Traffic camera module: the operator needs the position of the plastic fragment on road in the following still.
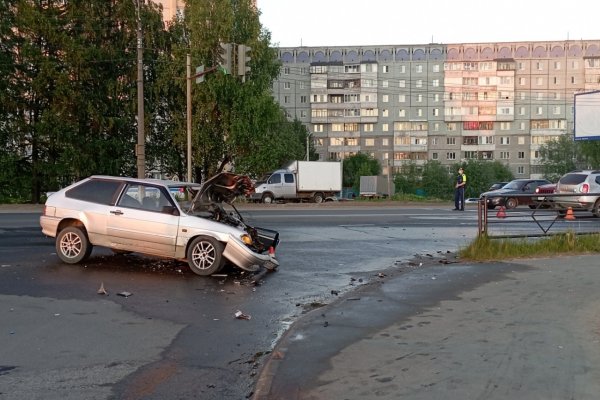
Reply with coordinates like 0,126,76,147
117,291,132,297
97,282,108,295
234,310,251,320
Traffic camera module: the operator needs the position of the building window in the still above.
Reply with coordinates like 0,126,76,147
536,77,543,85
416,79,423,88
554,61,561,70
382,65,389,73
432,152,438,160
446,152,456,160
313,124,324,132
365,138,375,146
300,110,307,117
417,108,423,117
571,76,576,84
417,94,423,102
416,65,423,73
364,124,374,132
500,151,510,159
382,80,389,88
398,94,406,102
517,166,525,175
432,64,440,73
518,151,525,159
432,108,439,116
519,77,526,85
283,67,290,75
284,96,290,103
284,82,291,89
447,137,456,145
500,137,510,145
500,122,511,131
553,106,561,115
399,80,406,88
382,123,389,131
300,95,307,103
382,109,389,117
382,94,389,103
536,106,543,115
399,109,406,117
399,65,406,73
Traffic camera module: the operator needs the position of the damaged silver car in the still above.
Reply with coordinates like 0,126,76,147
40,173,279,276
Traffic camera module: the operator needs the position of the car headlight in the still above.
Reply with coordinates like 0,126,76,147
240,234,253,245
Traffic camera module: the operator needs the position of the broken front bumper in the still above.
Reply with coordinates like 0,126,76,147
223,237,280,272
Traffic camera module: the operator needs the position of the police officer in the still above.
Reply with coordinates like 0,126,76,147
454,167,467,211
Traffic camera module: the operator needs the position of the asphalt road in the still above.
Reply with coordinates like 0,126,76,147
1,204,599,399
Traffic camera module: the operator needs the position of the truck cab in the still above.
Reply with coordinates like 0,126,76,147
252,169,295,203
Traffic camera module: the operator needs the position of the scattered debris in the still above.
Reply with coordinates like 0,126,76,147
323,321,329,327
346,297,361,301
211,274,228,278
117,291,132,298
331,290,339,296
97,282,107,295
234,310,251,320
377,272,387,278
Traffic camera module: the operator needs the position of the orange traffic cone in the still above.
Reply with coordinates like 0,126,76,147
564,207,575,221
496,206,507,219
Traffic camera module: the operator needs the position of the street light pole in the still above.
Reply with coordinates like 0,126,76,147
136,0,145,179
186,54,192,182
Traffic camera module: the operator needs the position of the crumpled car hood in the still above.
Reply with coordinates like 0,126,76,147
189,172,255,212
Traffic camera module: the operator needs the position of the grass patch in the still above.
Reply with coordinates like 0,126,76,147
459,232,600,261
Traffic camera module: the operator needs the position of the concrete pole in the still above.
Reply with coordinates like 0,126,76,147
136,0,145,178
186,54,192,182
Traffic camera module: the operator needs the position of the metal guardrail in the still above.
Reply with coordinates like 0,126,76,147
478,193,600,238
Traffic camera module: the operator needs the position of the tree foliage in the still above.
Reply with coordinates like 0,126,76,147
341,153,381,190
0,0,306,202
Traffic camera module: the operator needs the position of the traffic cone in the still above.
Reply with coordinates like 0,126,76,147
564,207,575,221
496,206,507,219
268,246,276,257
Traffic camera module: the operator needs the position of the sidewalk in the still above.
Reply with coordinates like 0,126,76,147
253,254,600,400
0,204,44,213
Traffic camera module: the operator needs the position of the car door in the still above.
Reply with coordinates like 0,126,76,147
106,183,179,257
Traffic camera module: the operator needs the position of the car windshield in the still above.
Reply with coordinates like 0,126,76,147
502,181,524,190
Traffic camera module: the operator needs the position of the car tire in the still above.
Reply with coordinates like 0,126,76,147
262,193,274,204
592,199,600,218
506,198,518,209
187,236,225,276
313,192,324,204
56,226,93,264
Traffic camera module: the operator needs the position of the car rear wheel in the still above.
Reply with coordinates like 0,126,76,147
592,199,600,218
56,226,93,264
187,236,225,276
506,198,518,209
312,192,324,203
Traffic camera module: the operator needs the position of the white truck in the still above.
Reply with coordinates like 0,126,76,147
359,175,395,198
251,161,342,204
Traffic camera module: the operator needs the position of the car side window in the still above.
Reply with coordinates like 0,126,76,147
269,174,281,184
117,184,173,212
66,179,122,205
596,176,600,185
284,174,294,183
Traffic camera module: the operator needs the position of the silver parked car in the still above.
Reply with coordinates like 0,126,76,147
40,173,279,275
554,170,600,217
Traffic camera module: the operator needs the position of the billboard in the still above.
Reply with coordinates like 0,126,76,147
574,90,600,141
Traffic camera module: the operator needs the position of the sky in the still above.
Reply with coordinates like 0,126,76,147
256,0,600,47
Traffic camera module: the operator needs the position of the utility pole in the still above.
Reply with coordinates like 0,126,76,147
186,54,192,182
136,0,145,179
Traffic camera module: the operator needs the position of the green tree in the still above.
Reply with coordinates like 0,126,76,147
460,160,513,197
421,161,452,200
394,162,420,195
342,153,381,190
538,135,581,181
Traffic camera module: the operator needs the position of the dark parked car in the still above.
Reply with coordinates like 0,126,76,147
480,178,552,209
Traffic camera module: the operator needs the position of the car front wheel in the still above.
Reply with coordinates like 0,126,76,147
506,198,518,209
56,226,93,264
187,236,225,276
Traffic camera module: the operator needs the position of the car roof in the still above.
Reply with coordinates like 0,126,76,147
89,175,197,188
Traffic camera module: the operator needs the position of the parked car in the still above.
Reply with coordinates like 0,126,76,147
532,183,557,209
554,170,600,217
480,178,552,209
488,182,509,191
40,173,279,276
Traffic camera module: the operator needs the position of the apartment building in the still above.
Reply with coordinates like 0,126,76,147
272,40,600,177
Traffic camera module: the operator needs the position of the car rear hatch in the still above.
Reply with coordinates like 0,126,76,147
557,173,586,194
